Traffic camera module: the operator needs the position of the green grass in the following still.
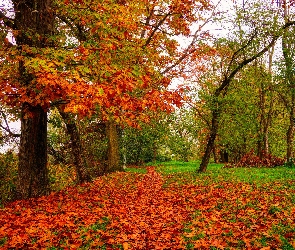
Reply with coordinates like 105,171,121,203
124,166,147,174
154,160,223,173
126,160,295,184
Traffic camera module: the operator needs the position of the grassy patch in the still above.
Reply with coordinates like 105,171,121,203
142,160,295,183
125,166,147,174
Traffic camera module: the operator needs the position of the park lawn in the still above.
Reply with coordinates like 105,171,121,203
0,162,295,249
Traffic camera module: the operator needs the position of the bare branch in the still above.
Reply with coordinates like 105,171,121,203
160,1,221,75
140,6,154,39
215,20,295,97
0,10,15,29
0,110,20,137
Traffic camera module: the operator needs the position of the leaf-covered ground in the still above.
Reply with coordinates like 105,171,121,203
1,165,295,249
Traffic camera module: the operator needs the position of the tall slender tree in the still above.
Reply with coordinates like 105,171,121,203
198,0,295,172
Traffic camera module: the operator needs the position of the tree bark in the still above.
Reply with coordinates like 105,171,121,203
58,106,91,183
18,104,49,198
199,109,219,172
220,148,229,163
212,143,219,163
14,0,54,199
257,44,275,158
287,117,294,161
106,120,123,172
47,143,67,165
257,84,273,158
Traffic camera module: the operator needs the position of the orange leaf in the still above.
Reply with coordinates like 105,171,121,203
123,242,129,250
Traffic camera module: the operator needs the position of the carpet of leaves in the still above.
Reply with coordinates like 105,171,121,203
1,167,295,249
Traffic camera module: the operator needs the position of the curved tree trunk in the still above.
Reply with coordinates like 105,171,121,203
199,109,219,172
58,106,91,183
14,0,54,199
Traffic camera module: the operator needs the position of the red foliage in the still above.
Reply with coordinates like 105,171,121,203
0,167,191,249
1,167,295,249
0,0,213,127
224,150,285,168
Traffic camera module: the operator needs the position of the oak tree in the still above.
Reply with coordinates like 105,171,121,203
0,0,215,198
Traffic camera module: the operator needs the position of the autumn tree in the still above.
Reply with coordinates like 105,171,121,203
0,0,55,198
0,0,216,198
277,0,295,161
213,64,282,162
197,0,295,172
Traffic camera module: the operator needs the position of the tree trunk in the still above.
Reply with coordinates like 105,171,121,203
213,144,219,163
47,143,67,165
257,139,263,159
58,107,91,183
257,71,274,158
263,125,270,155
287,115,295,161
14,0,54,199
199,110,219,172
220,149,229,163
263,43,275,156
258,86,267,158
106,120,123,172
18,104,49,198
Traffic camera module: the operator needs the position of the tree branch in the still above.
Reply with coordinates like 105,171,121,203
0,110,20,138
215,20,295,97
56,15,87,41
161,1,220,75
143,12,171,47
140,6,154,39
0,10,15,29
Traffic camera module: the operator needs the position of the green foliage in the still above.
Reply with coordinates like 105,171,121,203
284,158,295,168
48,163,76,191
120,118,171,165
0,152,18,206
121,108,200,165
0,237,7,246
48,109,109,177
166,109,199,162
121,125,160,165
